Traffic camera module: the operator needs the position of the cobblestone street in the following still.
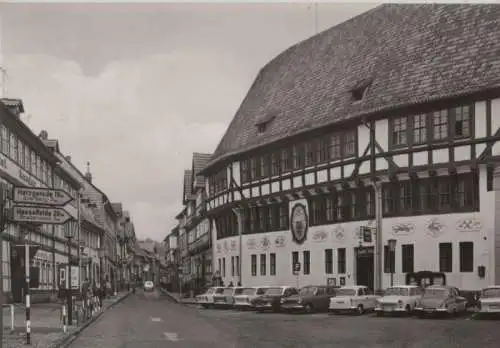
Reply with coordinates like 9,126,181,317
67,290,500,348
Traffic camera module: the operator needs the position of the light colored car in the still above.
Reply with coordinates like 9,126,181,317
414,285,467,317
328,285,380,315
144,281,154,292
213,287,244,308
375,285,423,316
234,287,268,310
477,286,500,314
196,287,224,308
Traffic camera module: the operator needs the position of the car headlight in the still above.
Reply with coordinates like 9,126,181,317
280,298,285,304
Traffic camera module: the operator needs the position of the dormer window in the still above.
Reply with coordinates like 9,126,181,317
349,78,373,102
254,111,277,134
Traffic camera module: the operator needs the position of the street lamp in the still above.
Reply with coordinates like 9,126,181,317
64,221,76,326
388,239,397,287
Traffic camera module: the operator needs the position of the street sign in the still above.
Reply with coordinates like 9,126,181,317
13,187,73,206
10,205,72,225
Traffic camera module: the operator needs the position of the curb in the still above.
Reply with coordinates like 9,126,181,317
159,288,197,306
48,292,132,348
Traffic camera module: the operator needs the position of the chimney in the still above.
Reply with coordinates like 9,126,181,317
38,130,48,140
85,161,92,184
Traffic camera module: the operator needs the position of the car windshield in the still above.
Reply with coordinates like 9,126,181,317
242,288,256,295
233,288,244,295
205,288,215,294
299,287,317,296
336,288,356,296
423,288,446,298
223,288,233,295
384,287,409,296
482,288,500,298
215,288,224,294
264,287,283,296
256,288,267,295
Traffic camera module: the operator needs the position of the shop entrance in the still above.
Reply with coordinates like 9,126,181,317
355,247,374,292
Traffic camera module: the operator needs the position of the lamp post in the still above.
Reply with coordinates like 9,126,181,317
64,221,76,326
388,239,397,287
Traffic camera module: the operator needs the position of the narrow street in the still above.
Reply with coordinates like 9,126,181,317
68,290,500,348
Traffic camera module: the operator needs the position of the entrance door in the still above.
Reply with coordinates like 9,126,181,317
355,247,374,291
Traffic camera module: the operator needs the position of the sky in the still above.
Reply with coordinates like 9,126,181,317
0,2,377,241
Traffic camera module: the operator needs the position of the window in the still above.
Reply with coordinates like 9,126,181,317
304,141,316,166
398,181,412,213
218,258,221,273
487,166,494,192
439,243,453,273
291,251,299,275
337,248,346,274
453,105,471,138
384,245,395,273
260,254,266,276
279,204,289,230
241,160,250,183
222,257,226,277
1,126,9,155
231,256,235,277
260,155,269,178
459,242,473,272
215,210,238,239
303,250,310,275
325,249,333,274
344,131,356,157
433,110,448,141
251,254,257,276
271,152,280,176
413,114,427,144
250,158,259,180
392,116,407,146
9,132,16,160
317,137,329,163
270,253,276,276
19,141,25,167
280,148,290,173
292,144,304,169
401,244,414,273
329,134,341,160
235,256,240,276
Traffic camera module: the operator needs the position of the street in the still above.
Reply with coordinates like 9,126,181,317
68,290,500,348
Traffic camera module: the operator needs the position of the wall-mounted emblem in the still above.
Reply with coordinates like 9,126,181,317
260,236,271,250
275,235,286,247
216,243,222,254
456,218,482,232
426,218,445,238
246,238,256,250
392,223,415,236
333,225,345,241
230,240,237,252
223,240,229,252
312,230,328,243
290,203,309,245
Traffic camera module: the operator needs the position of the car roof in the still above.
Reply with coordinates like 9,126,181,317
387,285,419,289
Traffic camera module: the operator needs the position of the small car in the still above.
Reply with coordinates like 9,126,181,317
281,285,338,313
477,286,500,315
414,285,467,317
196,287,225,308
144,281,154,292
328,285,380,315
252,286,298,313
233,287,268,310
213,287,243,309
375,285,423,316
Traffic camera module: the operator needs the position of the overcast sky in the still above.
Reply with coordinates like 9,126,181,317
0,2,377,241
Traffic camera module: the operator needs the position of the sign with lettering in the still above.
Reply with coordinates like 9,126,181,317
13,187,73,206
11,205,72,225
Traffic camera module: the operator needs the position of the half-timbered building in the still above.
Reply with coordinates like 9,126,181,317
200,4,500,292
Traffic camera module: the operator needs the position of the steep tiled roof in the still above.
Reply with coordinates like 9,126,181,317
182,170,193,203
192,152,211,188
205,4,500,170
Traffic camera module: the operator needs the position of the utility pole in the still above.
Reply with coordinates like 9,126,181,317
0,183,12,348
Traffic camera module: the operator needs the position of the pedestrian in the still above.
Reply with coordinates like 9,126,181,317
228,281,234,287
81,277,89,318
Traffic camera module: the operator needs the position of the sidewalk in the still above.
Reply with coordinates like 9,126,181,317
2,291,131,348
160,289,198,305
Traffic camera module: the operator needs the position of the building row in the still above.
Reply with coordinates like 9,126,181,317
164,4,500,294
0,98,140,303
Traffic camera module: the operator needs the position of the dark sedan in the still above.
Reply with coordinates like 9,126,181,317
281,285,339,313
252,286,299,313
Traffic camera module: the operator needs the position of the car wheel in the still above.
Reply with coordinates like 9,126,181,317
304,303,314,313
356,304,364,315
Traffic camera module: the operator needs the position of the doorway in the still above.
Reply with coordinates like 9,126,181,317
355,247,374,291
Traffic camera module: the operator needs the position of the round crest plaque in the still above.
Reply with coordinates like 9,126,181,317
290,203,308,245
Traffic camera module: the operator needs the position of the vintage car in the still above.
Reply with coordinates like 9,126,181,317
328,285,380,315
213,287,243,308
196,287,225,308
375,285,423,316
233,287,269,310
477,286,500,315
414,285,467,317
252,286,299,313
281,285,338,313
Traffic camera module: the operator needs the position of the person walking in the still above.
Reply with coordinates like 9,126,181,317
81,277,90,319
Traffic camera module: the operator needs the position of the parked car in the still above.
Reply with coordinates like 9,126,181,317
213,287,243,309
281,285,338,313
476,286,500,315
375,285,423,316
328,285,380,315
144,281,154,292
234,287,268,310
414,285,467,317
196,287,225,308
253,286,298,313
